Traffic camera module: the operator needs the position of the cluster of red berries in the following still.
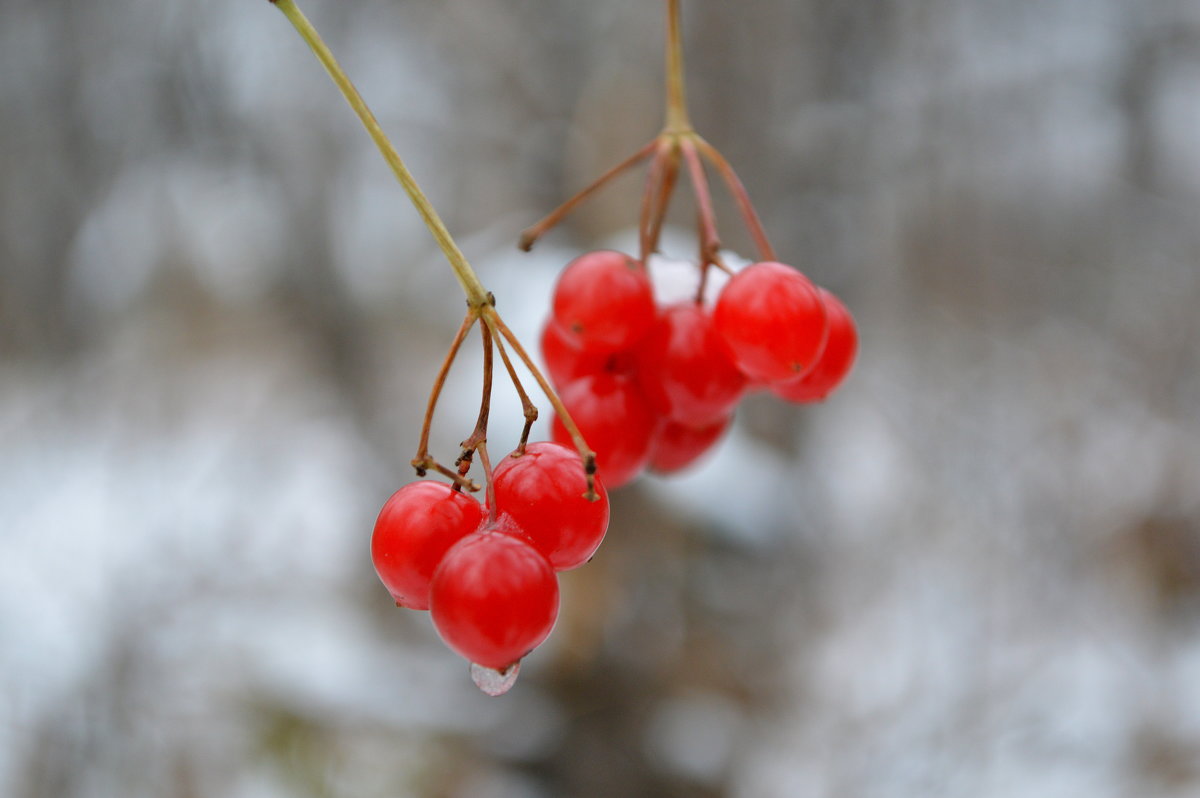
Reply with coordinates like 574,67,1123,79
371,442,608,673
543,250,858,487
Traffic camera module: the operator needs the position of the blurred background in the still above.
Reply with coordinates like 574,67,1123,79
3,0,1200,796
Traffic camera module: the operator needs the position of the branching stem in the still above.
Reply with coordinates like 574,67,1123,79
693,136,777,262
413,311,478,487
269,0,598,493
483,308,598,500
456,321,495,471
518,140,657,252
680,138,726,274
491,332,539,454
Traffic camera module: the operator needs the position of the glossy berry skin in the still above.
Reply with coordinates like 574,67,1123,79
551,250,656,354
371,481,487,610
429,529,559,670
713,261,829,384
551,372,658,488
648,415,732,474
490,442,610,570
635,302,748,426
540,320,608,388
772,289,858,402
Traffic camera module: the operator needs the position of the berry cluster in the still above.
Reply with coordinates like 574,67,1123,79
372,442,608,679
540,251,857,487
272,0,860,696
268,0,609,695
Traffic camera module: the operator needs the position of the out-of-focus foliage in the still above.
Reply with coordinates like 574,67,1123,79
2,1,1200,796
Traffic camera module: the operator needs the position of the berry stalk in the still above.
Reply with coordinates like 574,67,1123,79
679,138,727,274
482,307,598,500
268,0,599,494
516,0,774,265
269,0,490,309
490,331,539,454
412,311,481,491
519,140,657,252
664,0,691,133
692,136,777,262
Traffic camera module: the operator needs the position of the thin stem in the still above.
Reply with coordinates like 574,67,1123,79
418,460,481,492
694,211,711,304
413,311,477,477
664,0,691,132
477,440,498,523
638,142,670,264
490,330,539,454
645,144,680,256
457,321,495,474
271,0,491,308
518,139,657,251
483,307,598,501
680,138,726,273
693,135,777,262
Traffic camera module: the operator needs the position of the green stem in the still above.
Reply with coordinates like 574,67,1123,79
664,0,691,133
271,0,490,308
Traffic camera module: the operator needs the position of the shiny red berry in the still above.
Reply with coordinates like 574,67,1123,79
540,320,608,388
551,250,656,354
713,261,829,383
490,442,610,570
648,415,732,474
370,481,486,610
771,288,858,402
635,302,748,427
429,529,559,670
551,372,659,488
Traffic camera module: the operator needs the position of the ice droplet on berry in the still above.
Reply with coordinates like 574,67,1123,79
470,661,520,696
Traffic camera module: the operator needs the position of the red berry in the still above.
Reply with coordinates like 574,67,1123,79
551,372,659,488
490,441,610,570
713,262,829,383
540,320,608,388
648,415,731,474
635,302,748,426
551,250,656,354
429,529,559,670
371,481,486,610
771,289,858,402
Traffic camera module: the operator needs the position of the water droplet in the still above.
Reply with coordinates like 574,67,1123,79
470,661,520,696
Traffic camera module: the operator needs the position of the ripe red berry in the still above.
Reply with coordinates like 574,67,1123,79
771,288,858,402
635,302,747,426
490,441,610,570
648,415,731,474
551,372,659,488
540,320,608,388
371,481,487,610
551,250,656,354
713,261,829,384
429,528,559,670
